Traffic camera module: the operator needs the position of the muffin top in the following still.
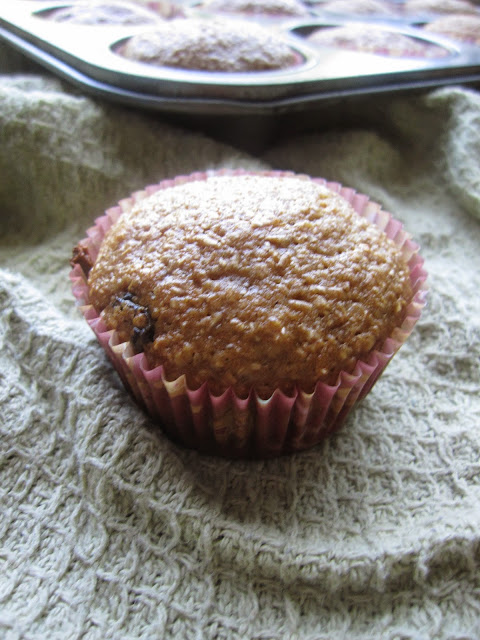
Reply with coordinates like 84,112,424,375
86,174,413,398
403,0,478,15
118,17,299,71
44,1,159,25
199,0,310,17
132,0,183,19
307,25,449,58
423,14,480,44
318,0,396,15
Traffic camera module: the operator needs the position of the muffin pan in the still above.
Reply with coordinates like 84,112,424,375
1,0,480,114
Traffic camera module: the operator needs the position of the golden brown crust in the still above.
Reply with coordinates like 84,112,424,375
87,174,413,397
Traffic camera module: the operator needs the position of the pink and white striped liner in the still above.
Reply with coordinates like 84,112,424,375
70,169,428,458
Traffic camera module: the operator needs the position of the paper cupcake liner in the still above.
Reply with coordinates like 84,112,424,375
70,169,428,458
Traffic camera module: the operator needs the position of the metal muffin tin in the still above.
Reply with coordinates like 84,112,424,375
1,0,480,114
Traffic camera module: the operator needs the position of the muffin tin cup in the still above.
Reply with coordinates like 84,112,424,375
70,169,427,458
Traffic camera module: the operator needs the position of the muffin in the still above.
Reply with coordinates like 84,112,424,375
402,0,478,16
42,1,161,25
134,1,184,19
423,14,480,44
316,0,397,16
116,17,300,71
71,170,427,457
198,0,311,18
307,24,449,58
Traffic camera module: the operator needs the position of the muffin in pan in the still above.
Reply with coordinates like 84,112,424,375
306,24,450,58
133,1,184,19
40,1,164,25
197,0,311,18
402,0,479,16
70,170,427,458
313,0,398,16
116,17,301,71
423,14,480,45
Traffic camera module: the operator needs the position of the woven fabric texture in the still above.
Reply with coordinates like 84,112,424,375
1,47,480,639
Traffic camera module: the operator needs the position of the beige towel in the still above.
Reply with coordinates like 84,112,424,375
1,43,480,639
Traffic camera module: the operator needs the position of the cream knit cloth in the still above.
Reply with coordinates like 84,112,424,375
1,42,480,639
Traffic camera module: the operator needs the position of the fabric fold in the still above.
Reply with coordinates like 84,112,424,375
1,61,480,639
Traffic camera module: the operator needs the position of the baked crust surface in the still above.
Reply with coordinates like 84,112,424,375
308,25,448,58
118,18,298,71
46,1,158,25
88,174,413,397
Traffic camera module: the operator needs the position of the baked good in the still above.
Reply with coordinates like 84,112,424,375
423,14,480,44
84,173,412,396
403,0,478,15
117,17,300,71
317,0,396,15
43,1,160,25
132,1,184,19
198,0,310,17
307,25,449,58
71,170,427,457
